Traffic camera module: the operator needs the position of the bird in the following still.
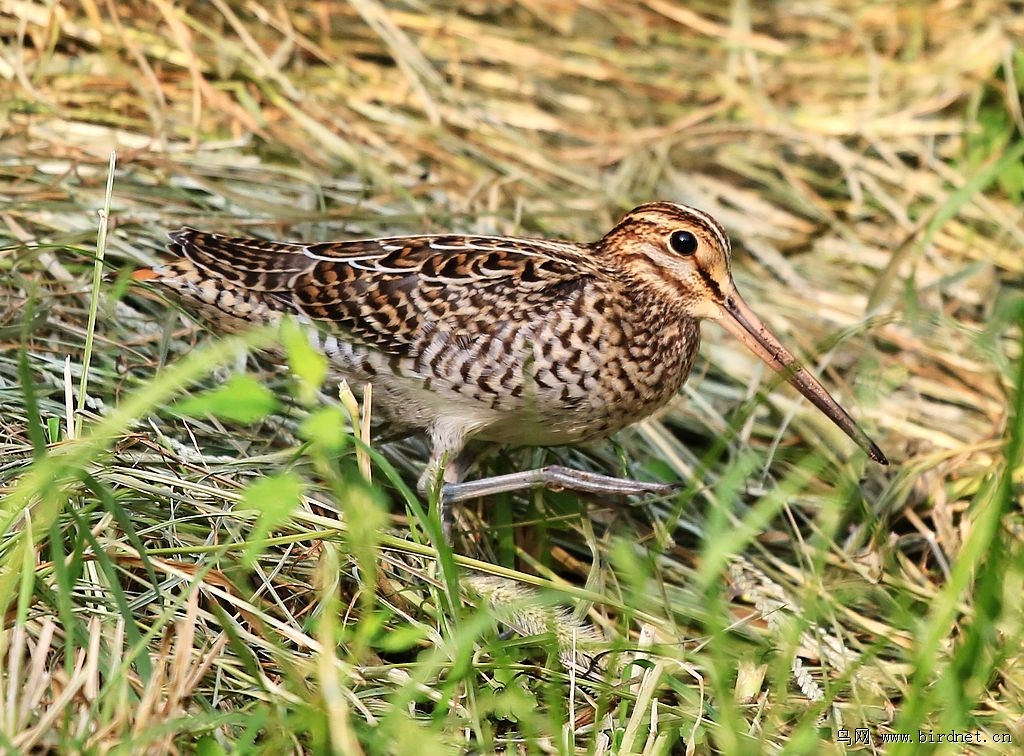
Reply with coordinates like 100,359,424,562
133,202,888,533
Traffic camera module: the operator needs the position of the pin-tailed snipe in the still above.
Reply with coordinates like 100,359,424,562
134,202,888,532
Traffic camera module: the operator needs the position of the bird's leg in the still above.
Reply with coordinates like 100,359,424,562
440,466,678,505
419,420,679,541
417,450,476,541
418,422,477,541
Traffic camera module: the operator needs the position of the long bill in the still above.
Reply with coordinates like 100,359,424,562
715,290,889,465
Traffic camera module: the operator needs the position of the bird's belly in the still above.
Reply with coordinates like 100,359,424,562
477,350,696,445
319,318,700,447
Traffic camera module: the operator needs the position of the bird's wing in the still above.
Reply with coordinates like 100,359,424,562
160,227,595,355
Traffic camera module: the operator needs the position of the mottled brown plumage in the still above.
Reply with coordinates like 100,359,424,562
134,202,887,527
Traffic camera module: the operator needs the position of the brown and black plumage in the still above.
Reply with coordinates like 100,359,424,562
134,202,887,529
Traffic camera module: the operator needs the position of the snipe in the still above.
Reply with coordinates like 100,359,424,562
134,202,887,532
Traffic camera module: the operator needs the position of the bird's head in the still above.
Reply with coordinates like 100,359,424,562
599,201,888,465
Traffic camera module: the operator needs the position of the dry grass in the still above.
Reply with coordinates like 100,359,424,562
1,1,1022,753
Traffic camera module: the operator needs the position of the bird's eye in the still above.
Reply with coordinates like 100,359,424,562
669,229,698,256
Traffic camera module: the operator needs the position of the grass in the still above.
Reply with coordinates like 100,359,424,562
1,1,1023,753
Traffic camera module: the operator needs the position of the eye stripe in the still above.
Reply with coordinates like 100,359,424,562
696,267,724,301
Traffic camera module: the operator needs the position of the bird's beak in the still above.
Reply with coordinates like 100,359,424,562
715,289,888,464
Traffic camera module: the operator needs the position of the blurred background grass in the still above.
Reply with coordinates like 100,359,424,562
1,1,1022,753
